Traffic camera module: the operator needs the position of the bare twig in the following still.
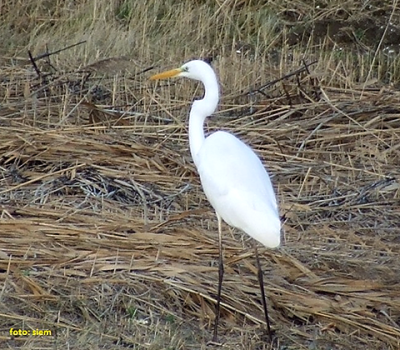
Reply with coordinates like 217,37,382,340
28,50,41,78
246,60,318,96
33,40,87,61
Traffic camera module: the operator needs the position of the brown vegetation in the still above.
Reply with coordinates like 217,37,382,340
0,1,399,349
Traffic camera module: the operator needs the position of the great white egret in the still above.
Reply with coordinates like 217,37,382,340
150,59,281,342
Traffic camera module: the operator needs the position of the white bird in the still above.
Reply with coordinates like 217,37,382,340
151,59,281,342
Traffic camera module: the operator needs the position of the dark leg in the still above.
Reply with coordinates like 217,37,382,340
212,213,224,343
254,242,272,342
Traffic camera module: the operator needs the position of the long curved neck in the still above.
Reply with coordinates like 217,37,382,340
189,70,219,168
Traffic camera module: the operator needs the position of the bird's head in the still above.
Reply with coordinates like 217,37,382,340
150,59,220,119
150,60,214,83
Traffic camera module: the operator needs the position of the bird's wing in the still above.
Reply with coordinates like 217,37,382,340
196,131,278,211
196,131,280,247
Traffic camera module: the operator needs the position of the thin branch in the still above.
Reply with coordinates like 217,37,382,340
28,50,41,78
33,40,87,61
246,60,318,97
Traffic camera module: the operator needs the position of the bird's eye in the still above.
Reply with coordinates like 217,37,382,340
182,66,189,72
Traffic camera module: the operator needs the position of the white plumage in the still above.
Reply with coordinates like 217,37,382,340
151,59,280,342
151,59,281,248
197,130,280,248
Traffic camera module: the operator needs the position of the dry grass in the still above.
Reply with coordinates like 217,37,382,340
0,1,400,349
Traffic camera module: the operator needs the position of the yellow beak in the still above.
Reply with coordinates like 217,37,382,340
150,68,182,80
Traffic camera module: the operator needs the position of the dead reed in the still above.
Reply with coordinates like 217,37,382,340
1,1,400,349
